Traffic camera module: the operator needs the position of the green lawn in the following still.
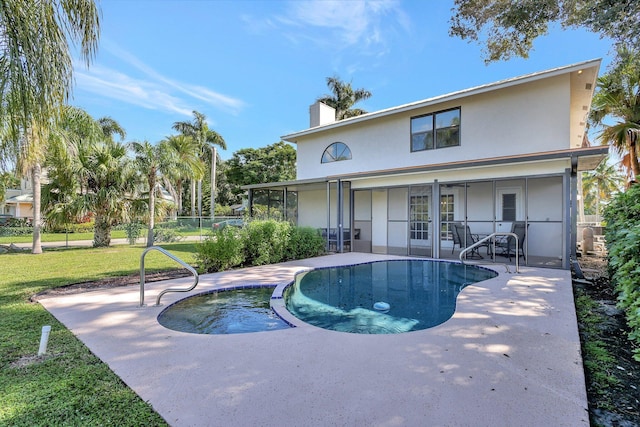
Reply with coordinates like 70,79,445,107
0,230,128,244
0,228,207,245
0,243,198,426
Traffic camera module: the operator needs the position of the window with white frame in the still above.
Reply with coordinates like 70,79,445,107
496,187,522,221
321,142,352,163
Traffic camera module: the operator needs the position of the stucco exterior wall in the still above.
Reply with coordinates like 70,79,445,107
294,75,570,181
297,189,326,228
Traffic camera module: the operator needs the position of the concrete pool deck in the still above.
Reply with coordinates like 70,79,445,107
39,253,589,426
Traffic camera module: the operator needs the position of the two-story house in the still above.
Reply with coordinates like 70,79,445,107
245,59,607,269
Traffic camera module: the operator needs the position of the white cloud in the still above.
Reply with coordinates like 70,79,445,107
74,43,245,118
271,0,409,51
75,66,194,117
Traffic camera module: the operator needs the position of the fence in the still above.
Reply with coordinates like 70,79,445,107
578,215,603,227
156,216,242,241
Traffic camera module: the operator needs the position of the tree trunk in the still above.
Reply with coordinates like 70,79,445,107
31,163,43,254
631,136,640,181
577,173,585,224
191,179,196,217
93,213,111,247
177,181,183,215
211,146,216,219
147,175,156,247
197,179,202,217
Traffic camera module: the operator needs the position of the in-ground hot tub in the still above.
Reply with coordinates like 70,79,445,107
157,286,291,334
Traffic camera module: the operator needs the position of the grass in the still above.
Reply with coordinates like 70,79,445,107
0,243,198,426
0,228,207,244
0,230,128,244
574,289,620,410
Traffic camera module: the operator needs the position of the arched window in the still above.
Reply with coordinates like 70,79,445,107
321,142,352,163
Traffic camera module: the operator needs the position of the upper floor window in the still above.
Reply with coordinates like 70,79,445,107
321,142,352,163
411,107,460,152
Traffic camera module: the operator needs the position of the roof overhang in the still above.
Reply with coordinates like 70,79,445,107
327,146,609,181
4,193,33,204
243,177,328,191
243,146,609,190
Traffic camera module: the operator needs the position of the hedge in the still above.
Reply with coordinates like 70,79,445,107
0,226,33,237
196,220,325,273
603,184,640,361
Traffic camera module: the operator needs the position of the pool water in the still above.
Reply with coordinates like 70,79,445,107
158,287,290,334
284,260,497,334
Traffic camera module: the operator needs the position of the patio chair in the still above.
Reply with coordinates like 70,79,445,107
450,222,462,253
453,223,488,259
495,222,527,261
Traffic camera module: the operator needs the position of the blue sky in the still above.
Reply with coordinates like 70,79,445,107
71,0,615,160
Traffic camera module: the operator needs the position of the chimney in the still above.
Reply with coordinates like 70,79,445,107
309,101,336,127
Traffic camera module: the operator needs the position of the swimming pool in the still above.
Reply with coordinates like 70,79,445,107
283,259,497,334
158,286,290,334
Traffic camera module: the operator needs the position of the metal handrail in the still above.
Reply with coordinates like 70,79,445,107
459,232,519,273
139,246,199,307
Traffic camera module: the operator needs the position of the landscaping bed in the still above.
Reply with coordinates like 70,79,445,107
31,269,192,301
575,255,640,426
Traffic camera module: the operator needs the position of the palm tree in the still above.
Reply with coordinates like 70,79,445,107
42,107,131,248
97,117,126,142
44,134,134,247
163,134,205,215
590,46,640,183
172,111,226,219
317,76,372,120
130,140,178,247
42,105,105,233
0,0,100,254
582,158,625,217
86,140,135,247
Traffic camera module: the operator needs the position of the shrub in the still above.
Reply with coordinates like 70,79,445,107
6,217,31,227
285,226,325,260
242,220,290,266
45,220,95,233
153,228,183,243
215,205,233,216
123,222,144,245
195,220,326,273
156,220,180,229
0,226,32,237
196,227,245,272
603,184,640,361
176,217,200,229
